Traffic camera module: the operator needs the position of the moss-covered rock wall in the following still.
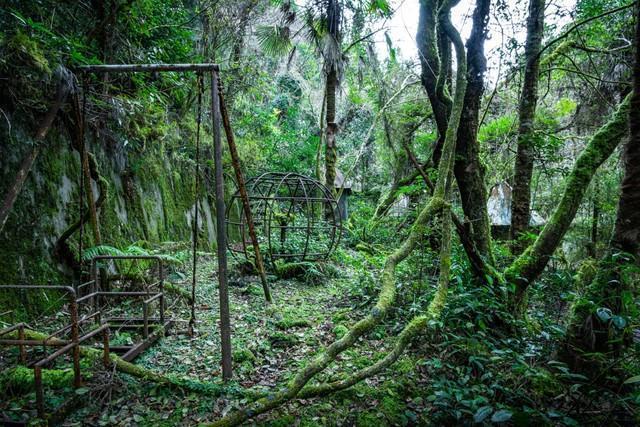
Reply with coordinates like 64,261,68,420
0,116,216,286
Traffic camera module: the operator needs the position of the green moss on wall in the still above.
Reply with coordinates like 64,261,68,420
0,103,217,316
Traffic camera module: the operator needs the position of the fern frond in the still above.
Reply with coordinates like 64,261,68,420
82,245,125,261
124,245,150,256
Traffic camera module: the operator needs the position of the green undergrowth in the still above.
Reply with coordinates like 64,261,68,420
3,235,639,425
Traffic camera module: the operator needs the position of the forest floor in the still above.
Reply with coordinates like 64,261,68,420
3,246,428,426
3,243,638,426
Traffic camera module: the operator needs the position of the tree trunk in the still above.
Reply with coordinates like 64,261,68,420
564,2,640,360
505,96,630,308
225,0,260,109
325,68,338,194
454,0,493,264
511,0,545,245
417,0,449,163
612,15,640,259
211,3,468,425
587,181,599,258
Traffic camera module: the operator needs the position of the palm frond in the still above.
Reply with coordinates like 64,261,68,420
303,6,325,49
256,25,292,57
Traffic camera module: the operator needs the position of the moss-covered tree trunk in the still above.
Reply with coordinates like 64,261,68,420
612,12,640,260
454,0,493,264
325,68,338,194
324,0,341,194
504,95,630,307
511,0,545,245
565,3,640,359
417,0,449,163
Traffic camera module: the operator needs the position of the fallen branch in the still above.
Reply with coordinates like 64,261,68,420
298,314,428,398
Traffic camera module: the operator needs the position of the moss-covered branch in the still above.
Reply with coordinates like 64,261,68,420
297,314,429,399
12,329,229,396
207,194,448,427
504,95,631,306
564,9,640,359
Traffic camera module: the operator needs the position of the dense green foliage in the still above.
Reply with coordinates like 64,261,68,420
0,0,639,425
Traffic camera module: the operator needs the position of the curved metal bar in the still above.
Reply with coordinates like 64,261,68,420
267,172,294,265
299,175,312,261
224,172,342,266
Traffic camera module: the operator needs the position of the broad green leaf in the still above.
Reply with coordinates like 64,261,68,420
623,375,640,385
491,409,512,423
596,307,612,322
611,315,626,329
474,406,493,423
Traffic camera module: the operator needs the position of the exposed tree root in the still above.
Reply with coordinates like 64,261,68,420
54,153,108,272
298,314,429,399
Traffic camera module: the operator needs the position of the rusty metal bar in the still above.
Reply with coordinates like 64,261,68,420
0,325,108,347
212,70,232,381
77,291,158,303
244,195,337,202
103,316,163,323
143,301,149,339
218,80,271,303
159,262,165,325
102,326,110,367
0,285,76,294
33,341,77,366
18,324,26,363
120,320,172,361
92,255,163,261
34,366,44,418
0,322,26,337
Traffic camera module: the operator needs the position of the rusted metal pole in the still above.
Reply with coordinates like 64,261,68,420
18,324,26,364
218,83,272,303
34,366,44,418
212,70,233,381
70,297,81,388
102,326,111,367
189,75,203,335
